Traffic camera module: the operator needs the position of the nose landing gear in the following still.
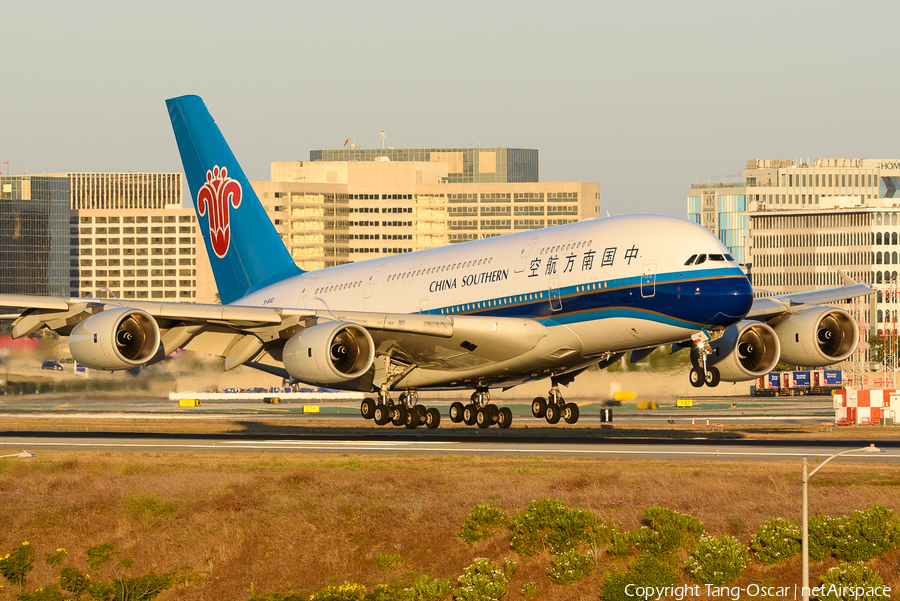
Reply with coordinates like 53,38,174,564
688,337,720,388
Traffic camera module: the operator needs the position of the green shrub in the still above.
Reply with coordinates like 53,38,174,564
815,562,890,601
0,541,35,588
308,582,384,601
833,505,900,562
459,504,508,544
454,558,514,601
750,518,801,564
642,507,705,553
377,553,404,570
601,553,678,601
809,514,843,562
547,550,594,585
404,575,451,601
89,573,173,601
521,582,539,599
510,498,607,556
17,585,66,601
607,507,704,557
687,535,749,586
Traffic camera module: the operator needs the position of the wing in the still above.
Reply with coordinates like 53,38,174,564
746,281,874,320
0,294,550,387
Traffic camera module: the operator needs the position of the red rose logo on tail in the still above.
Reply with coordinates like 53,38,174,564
197,166,242,259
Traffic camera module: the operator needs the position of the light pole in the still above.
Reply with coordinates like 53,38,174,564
801,444,885,601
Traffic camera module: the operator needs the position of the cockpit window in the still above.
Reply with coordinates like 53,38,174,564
695,254,707,265
709,254,725,261
725,254,734,261
684,254,697,266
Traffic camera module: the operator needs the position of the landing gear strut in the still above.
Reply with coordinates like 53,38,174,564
449,388,512,429
688,336,720,388
531,381,580,425
360,388,441,429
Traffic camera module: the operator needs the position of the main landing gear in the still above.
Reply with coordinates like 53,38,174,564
530,384,580,424
688,339,720,388
448,389,513,429
359,389,441,429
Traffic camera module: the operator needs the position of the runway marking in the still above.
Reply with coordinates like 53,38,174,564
6,441,899,460
217,440,457,446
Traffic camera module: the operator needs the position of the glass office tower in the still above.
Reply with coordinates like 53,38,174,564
0,176,69,296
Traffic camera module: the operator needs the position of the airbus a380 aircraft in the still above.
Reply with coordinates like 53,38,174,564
0,96,874,429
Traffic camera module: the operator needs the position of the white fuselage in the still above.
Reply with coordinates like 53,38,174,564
235,214,753,389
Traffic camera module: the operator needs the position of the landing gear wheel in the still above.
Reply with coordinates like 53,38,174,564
705,366,720,387
425,407,441,429
497,407,512,429
463,404,478,426
488,405,499,420
360,398,375,420
449,402,464,423
405,409,419,429
531,397,547,418
545,403,561,424
373,404,391,425
689,367,704,388
476,407,492,429
562,403,580,424
391,404,407,427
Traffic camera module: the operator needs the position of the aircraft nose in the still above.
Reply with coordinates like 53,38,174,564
705,275,753,327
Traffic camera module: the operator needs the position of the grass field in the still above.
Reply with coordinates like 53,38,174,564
0,450,898,600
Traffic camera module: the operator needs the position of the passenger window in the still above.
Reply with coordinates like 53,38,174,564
709,254,724,261
695,254,707,265
684,254,697,266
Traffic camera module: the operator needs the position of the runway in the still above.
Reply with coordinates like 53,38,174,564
3,430,900,462
2,392,899,462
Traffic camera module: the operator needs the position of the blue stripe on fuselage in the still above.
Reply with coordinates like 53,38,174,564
430,267,751,330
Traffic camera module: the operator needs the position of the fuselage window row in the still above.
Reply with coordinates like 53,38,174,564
387,256,496,282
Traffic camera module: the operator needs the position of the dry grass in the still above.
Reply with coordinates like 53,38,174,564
0,452,898,600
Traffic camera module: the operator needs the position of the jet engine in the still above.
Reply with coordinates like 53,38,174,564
773,306,859,367
708,320,781,382
283,321,375,385
69,308,161,370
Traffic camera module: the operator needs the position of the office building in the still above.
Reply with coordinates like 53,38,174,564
0,176,69,297
47,172,182,210
72,208,214,302
10,172,216,303
688,158,900,332
253,158,599,271
310,147,538,183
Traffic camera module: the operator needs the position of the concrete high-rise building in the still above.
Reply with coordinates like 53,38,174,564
72,208,214,303
310,147,538,183
252,157,599,271
687,157,900,333
12,172,215,304
0,176,69,297
47,172,182,210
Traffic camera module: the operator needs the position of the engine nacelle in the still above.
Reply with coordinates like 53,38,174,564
774,305,859,367
283,321,375,385
709,320,781,382
69,308,161,370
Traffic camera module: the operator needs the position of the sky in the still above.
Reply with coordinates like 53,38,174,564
2,0,898,217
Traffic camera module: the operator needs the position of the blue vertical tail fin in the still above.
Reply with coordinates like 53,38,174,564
166,95,301,304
